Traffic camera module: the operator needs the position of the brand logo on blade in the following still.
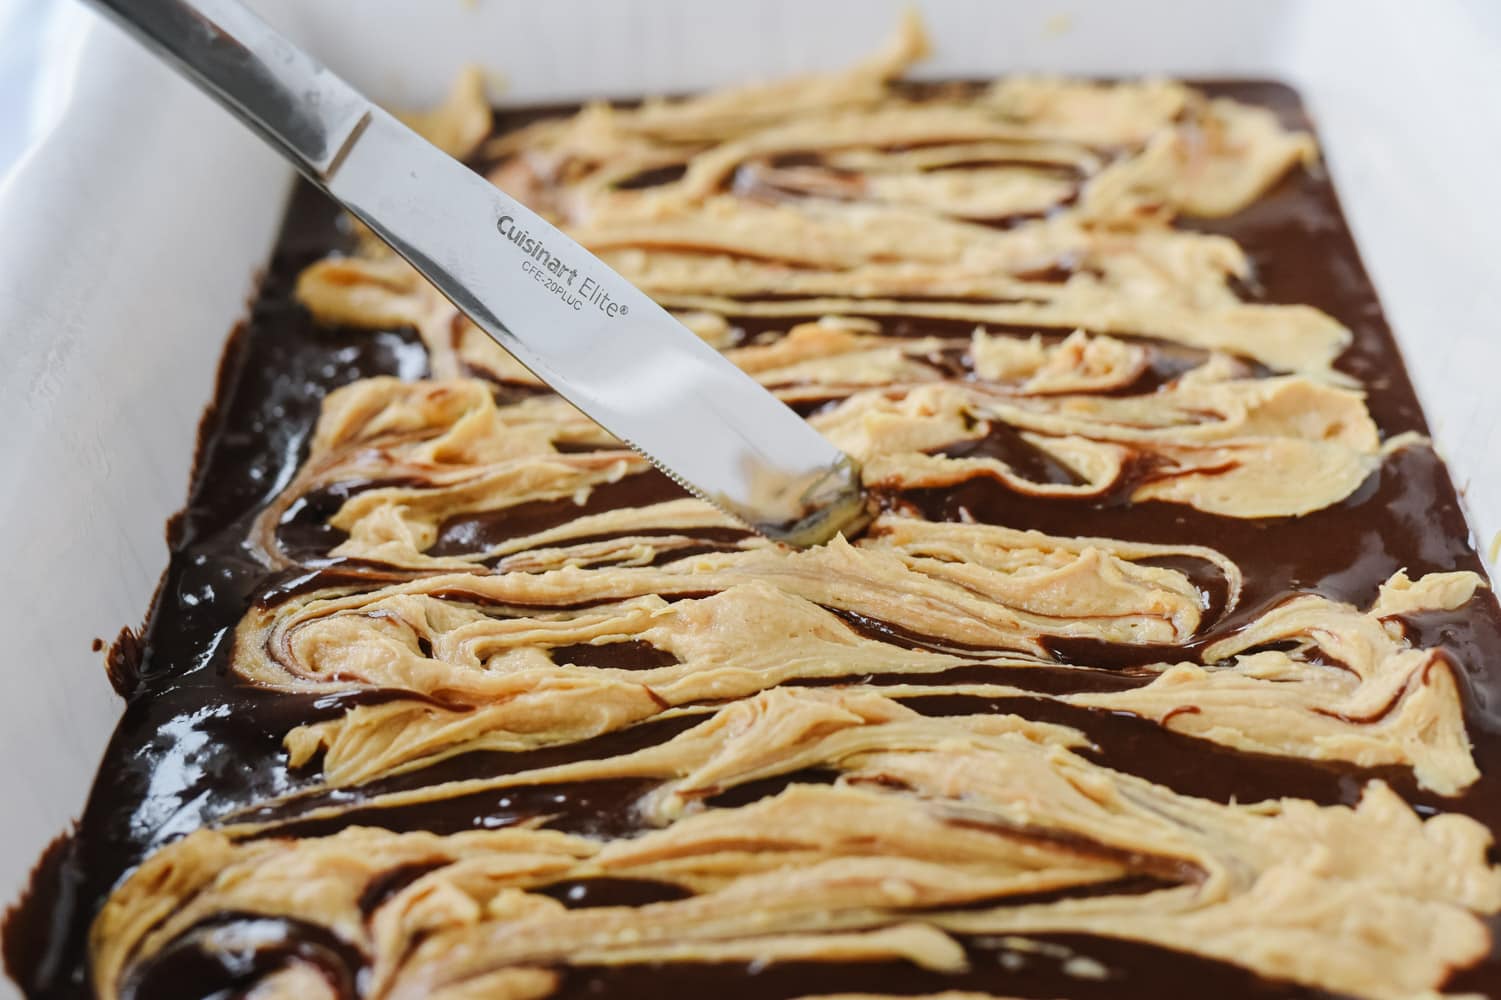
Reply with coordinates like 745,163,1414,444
497,215,629,318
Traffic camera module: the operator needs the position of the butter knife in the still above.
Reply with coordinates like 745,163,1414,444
85,0,871,546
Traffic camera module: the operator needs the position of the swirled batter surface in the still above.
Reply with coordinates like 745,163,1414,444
9,17,1501,1000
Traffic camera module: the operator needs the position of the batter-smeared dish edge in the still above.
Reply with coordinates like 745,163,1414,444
13,14,1501,1000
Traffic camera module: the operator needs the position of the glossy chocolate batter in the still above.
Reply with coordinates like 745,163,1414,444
6,75,1499,1000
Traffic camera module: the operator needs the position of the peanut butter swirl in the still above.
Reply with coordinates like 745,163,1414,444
70,16,1501,1000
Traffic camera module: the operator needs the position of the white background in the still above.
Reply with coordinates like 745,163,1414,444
1,3,1498,995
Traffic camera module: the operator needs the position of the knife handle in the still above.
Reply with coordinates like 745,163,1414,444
83,0,370,180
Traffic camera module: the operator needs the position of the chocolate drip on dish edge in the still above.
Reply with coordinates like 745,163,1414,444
6,82,1500,999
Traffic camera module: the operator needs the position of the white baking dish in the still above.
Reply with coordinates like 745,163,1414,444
2,2,1498,993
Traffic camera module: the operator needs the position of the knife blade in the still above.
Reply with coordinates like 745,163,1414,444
86,0,872,547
